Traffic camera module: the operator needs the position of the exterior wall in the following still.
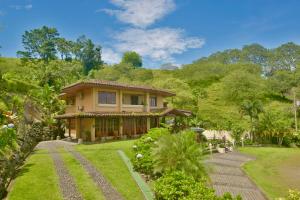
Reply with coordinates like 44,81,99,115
76,88,93,112
65,105,76,113
63,86,167,114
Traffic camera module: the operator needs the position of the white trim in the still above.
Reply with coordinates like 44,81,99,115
98,104,117,107
122,105,144,108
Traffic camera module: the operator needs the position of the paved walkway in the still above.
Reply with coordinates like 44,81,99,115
205,151,267,200
37,140,123,200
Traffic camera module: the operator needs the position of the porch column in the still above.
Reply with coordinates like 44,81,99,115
119,117,123,137
146,92,150,112
68,119,71,137
119,90,123,112
146,117,151,131
91,118,96,142
157,117,160,127
133,118,137,136
75,118,81,139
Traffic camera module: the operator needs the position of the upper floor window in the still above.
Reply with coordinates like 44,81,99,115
131,95,139,105
98,92,116,104
66,97,75,105
123,94,144,105
150,96,157,107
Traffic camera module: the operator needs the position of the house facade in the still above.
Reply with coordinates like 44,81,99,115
55,80,191,141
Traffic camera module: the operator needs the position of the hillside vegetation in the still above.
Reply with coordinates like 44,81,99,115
1,26,300,144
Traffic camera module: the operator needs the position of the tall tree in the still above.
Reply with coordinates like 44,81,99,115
76,35,103,74
121,51,142,68
17,26,59,61
240,99,264,141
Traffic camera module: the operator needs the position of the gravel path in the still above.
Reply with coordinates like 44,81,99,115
37,141,82,200
38,140,123,200
205,151,267,200
64,145,124,200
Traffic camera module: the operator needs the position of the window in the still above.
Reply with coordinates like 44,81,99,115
123,94,144,105
150,96,157,107
67,97,75,105
98,92,116,104
131,95,139,105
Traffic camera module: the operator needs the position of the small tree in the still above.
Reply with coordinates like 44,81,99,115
121,51,142,68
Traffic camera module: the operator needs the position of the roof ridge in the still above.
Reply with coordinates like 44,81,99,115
61,79,175,96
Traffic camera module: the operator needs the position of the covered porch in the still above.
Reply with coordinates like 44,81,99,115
55,109,192,142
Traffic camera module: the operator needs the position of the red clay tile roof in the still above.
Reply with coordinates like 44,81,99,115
54,111,160,119
54,108,192,119
61,79,175,97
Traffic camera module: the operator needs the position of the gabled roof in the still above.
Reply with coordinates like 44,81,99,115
61,79,175,97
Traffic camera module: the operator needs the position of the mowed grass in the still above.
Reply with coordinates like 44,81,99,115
59,148,105,200
76,139,145,200
239,147,300,199
7,149,62,200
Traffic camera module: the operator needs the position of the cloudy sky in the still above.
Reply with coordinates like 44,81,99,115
0,0,300,68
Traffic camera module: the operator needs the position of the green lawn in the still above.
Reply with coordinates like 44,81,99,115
7,149,63,200
239,147,300,199
59,148,105,200
76,140,145,200
7,140,144,200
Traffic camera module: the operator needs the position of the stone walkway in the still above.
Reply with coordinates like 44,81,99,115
205,151,267,200
37,140,123,200
37,141,83,200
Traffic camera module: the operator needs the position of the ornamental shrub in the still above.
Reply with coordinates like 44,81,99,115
132,128,170,176
154,170,242,200
152,131,205,179
287,189,300,200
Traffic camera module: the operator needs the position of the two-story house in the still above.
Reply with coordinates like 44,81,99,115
55,80,191,141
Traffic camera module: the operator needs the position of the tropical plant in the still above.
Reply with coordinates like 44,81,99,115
152,131,204,179
240,99,264,141
132,128,170,176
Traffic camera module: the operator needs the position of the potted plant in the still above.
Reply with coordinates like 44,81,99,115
217,143,225,153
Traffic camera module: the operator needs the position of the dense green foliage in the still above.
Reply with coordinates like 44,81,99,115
121,51,143,68
132,128,170,176
287,190,300,200
152,131,205,179
154,171,241,200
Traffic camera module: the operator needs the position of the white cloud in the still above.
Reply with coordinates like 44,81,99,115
102,0,175,28
102,48,122,64
10,4,32,10
113,28,205,61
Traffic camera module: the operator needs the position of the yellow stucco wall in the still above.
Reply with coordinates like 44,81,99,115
64,86,166,114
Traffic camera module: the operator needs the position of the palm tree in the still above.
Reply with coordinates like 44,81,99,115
240,99,264,141
152,131,205,179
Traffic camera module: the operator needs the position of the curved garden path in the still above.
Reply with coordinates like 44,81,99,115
37,140,123,200
205,151,267,200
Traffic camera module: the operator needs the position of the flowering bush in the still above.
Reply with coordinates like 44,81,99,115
132,128,170,176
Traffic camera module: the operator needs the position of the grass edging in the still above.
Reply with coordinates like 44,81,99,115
117,150,154,200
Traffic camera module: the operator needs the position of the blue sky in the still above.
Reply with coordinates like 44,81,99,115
0,0,300,68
